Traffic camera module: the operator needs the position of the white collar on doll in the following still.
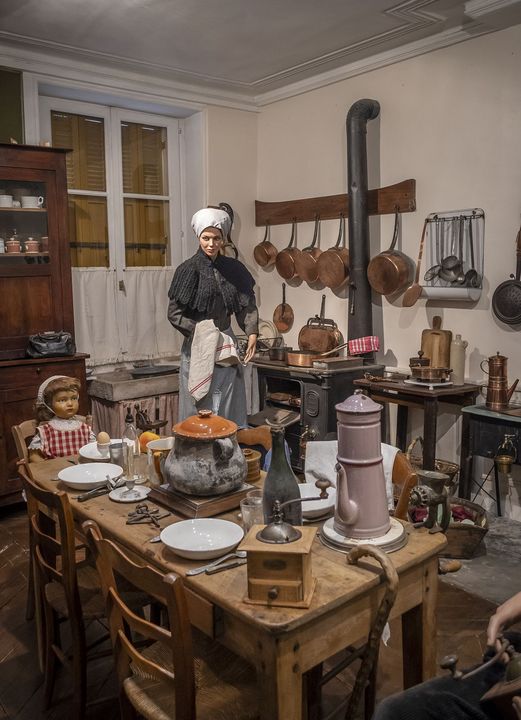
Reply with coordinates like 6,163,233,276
48,416,83,430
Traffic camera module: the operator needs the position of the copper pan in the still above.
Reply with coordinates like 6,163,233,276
275,221,302,280
294,216,322,283
253,224,277,267
316,216,349,289
287,341,350,368
367,210,413,295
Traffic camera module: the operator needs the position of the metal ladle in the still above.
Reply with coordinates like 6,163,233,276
464,215,481,288
455,215,467,285
424,217,442,283
439,216,463,283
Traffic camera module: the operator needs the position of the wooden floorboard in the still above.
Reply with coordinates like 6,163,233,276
0,504,501,719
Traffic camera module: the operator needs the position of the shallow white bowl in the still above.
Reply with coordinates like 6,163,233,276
160,519,244,560
300,483,336,519
57,463,123,490
79,440,122,461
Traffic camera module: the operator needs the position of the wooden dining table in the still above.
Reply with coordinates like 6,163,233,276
30,458,446,720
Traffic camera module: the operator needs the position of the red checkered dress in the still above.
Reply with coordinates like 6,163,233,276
38,422,92,458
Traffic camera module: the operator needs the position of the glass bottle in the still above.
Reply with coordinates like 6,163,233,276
122,407,140,476
262,425,302,526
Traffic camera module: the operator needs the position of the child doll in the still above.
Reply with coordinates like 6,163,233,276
28,375,95,462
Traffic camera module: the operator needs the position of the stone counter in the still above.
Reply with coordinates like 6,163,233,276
88,367,180,402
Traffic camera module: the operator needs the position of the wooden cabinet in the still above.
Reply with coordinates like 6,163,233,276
0,144,88,505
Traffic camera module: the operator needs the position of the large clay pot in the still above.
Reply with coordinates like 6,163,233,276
164,410,246,496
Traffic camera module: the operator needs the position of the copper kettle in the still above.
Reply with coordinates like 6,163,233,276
481,352,519,411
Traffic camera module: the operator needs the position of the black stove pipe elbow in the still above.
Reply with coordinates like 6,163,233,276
346,99,380,341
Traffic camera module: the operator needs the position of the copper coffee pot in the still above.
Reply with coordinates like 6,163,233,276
481,352,519,411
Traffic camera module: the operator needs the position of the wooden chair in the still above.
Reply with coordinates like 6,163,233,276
237,425,272,452
83,519,260,720
390,450,417,521
18,462,107,720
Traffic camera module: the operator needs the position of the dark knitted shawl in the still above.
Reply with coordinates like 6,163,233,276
168,248,255,315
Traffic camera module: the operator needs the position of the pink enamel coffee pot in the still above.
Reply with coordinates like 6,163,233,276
333,389,390,539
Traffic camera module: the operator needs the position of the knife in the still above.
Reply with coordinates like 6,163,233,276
75,486,110,502
205,558,247,575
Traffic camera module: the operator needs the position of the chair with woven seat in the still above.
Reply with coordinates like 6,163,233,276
83,519,259,720
18,462,108,720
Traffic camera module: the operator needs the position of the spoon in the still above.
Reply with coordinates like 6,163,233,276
464,215,481,288
185,550,247,576
403,218,428,307
424,216,441,282
439,217,462,283
454,215,467,285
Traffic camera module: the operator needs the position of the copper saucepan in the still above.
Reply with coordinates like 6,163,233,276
253,224,277,267
367,210,413,295
316,215,349,289
276,221,302,280
287,341,350,368
294,216,322,283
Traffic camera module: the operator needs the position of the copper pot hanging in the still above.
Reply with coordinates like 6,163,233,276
316,216,349,289
253,224,278,267
367,210,413,295
294,216,322,283
275,221,302,280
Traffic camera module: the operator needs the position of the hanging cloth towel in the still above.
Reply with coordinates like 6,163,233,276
188,320,239,402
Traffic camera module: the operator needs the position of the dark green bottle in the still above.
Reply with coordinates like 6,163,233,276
262,426,302,526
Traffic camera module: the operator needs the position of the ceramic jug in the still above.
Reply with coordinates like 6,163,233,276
449,334,468,385
333,390,390,539
164,409,246,496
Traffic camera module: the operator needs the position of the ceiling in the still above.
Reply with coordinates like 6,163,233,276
1,0,521,105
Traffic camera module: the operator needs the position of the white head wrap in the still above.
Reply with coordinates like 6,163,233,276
191,208,231,239
37,375,68,414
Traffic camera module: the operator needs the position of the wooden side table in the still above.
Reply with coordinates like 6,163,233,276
459,404,521,515
353,378,480,470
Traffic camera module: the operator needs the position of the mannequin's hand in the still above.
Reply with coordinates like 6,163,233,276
513,696,521,719
243,335,257,364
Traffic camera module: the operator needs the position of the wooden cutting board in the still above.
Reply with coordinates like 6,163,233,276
421,316,452,368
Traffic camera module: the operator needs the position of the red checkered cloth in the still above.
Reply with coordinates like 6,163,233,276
348,336,380,355
38,422,92,458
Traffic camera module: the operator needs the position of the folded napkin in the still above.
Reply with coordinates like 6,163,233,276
348,336,380,355
188,320,239,402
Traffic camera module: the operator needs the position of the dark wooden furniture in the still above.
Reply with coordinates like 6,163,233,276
459,404,521,515
354,378,480,471
0,144,88,506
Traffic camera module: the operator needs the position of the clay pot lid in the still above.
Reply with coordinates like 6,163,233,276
336,389,382,414
173,409,237,439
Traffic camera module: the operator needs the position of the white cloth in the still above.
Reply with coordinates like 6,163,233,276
188,320,238,402
191,208,231,239
304,440,396,510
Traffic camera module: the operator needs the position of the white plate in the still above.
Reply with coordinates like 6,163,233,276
160,519,244,560
79,440,122,461
108,486,151,503
57,463,123,490
300,483,336,519
258,318,280,348
404,379,453,388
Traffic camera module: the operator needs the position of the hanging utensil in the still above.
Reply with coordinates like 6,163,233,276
316,215,349,289
294,216,322,283
464,215,481,288
439,217,463,283
492,226,521,325
272,282,294,333
367,209,413,295
454,215,467,284
253,224,278,267
275,221,302,280
424,216,442,283
402,218,428,307
297,294,342,353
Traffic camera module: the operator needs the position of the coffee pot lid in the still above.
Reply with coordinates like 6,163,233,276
490,351,507,361
173,409,237,439
335,389,382,414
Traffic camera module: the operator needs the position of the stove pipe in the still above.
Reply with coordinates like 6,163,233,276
346,99,380,341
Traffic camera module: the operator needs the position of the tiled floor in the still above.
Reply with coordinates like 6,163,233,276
0,503,504,719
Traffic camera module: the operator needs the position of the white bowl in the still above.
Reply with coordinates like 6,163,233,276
58,462,123,490
79,440,122,461
299,483,336,519
160,519,244,560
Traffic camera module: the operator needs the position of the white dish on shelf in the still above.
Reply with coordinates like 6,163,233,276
79,440,122,461
160,519,244,560
108,486,150,503
300,483,336,519
57,462,123,490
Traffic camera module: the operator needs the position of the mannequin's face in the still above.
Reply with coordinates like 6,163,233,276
51,389,79,419
199,227,223,258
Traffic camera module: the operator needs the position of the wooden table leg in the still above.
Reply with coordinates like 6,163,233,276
396,405,408,451
257,635,303,720
401,557,438,688
423,399,439,470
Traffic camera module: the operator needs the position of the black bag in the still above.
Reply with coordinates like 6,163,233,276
26,331,76,358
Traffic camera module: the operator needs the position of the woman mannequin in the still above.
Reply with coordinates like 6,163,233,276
29,375,95,461
168,208,258,426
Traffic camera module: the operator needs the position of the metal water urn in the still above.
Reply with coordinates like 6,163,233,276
334,389,390,539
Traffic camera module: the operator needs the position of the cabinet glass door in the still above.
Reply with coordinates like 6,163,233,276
0,179,50,265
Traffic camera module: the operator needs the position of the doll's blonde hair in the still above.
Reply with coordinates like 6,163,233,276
35,376,81,424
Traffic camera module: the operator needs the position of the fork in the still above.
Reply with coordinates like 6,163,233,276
185,550,247,576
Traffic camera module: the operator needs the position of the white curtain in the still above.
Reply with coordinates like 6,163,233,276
72,268,123,365
72,267,181,366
